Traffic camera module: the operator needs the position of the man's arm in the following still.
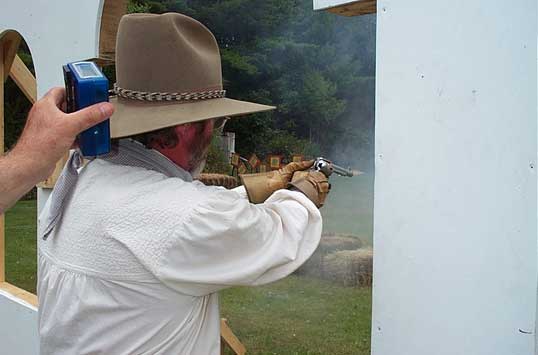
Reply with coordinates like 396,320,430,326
0,87,114,213
119,184,323,297
0,149,42,213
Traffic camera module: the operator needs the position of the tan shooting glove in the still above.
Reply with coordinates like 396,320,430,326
240,160,314,203
289,170,331,208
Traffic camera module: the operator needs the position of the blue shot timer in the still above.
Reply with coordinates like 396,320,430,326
63,61,111,157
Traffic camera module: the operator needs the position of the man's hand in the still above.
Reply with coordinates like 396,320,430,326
11,87,114,181
0,87,114,213
240,160,313,204
289,170,330,208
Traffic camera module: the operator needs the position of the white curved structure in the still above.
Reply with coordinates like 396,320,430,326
0,1,125,353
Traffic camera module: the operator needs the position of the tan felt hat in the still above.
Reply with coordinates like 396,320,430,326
109,13,275,138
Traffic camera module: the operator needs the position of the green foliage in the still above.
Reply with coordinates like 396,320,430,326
204,134,232,174
127,2,150,13
259,129,320,159
4,42,34,150
128,0,162,13
144,0,376,168
4,0,375,172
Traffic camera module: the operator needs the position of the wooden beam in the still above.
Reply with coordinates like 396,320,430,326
326,0,376,16
99,0,127,61
9,54,60,187
0,42,4,283
9,55,37,104
1,30,21,82
0,282,37,307
220,318,246,355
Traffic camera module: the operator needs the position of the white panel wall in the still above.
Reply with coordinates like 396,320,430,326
1,2,105,353
372,1,537,355
0,290,39,354
1,1,105,97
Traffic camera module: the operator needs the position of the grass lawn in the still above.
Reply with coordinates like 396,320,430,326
5,199,37,293
4,200,372,354
220,276,371,355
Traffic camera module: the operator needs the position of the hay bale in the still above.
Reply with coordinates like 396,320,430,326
295,233,363,277
323,248,373,287
317,233,363,254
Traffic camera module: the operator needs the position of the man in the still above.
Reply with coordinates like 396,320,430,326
38,13,329,355
0,89,113,213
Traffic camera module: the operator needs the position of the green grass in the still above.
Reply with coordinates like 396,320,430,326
4,200,372,354
5,200,37,293
220,276,371,355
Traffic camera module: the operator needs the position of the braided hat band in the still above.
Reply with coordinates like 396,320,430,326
112,83,226,102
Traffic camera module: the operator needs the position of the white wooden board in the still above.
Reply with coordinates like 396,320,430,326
0,1,109,353
372,1,537,354
0,289,38,354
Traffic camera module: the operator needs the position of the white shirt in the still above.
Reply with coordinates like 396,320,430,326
37,158,322,355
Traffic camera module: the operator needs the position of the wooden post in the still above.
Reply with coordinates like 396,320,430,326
220,318,246,355
99,0,128,61
9,55,36,103
0,34,23,283
0,39,5,282
326,0,376,16
1,30,21,83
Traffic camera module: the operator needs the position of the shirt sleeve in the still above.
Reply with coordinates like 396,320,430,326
154,186,322,296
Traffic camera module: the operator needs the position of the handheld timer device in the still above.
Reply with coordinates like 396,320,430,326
63,61,111,157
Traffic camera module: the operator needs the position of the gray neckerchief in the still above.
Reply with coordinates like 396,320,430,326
41,139,192,240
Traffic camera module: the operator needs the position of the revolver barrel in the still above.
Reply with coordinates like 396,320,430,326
331,164,355,177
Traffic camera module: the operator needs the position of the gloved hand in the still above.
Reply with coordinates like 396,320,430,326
240,160,314,203
197,173,238,189
288,170,330,208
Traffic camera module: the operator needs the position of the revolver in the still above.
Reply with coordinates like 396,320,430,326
313,157,356,178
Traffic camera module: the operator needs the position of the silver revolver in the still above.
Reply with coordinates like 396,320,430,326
313,157,356,177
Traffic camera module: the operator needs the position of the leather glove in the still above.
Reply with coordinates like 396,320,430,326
197,173,238,189
288,170,330,208
240,160,314,203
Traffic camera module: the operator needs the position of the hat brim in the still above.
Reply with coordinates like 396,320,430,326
109,96,276,138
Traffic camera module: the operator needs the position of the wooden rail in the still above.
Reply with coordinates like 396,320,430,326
327,0,376,16
0,39,4,283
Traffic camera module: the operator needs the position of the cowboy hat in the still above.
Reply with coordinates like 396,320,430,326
109,13,275,138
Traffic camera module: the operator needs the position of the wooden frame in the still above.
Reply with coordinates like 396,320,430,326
9,54,36,103
99,0,127,62
326,0,376,16
1,33,5,284
221,319,246,355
